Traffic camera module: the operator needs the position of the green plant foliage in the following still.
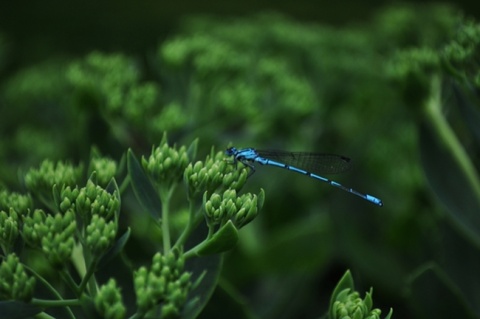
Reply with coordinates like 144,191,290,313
2,2,480,318
95,279,126,319
329,271,392,319
0,133,267,318
0,254,36,302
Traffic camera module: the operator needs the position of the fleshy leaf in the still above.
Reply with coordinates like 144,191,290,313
384,308,394,319
419,123,480,245
194,221,239,256
87,170,98,185
96,227,131,270
127,149,162,219
187,138,199,162
328,270,354,319
182,254,223,319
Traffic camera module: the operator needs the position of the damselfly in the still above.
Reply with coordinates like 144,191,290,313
225,147,383,206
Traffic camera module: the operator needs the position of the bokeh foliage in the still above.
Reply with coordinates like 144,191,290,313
1,2,480,318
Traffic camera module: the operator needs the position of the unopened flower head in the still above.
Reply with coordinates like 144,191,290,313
134,249,191,315
204,188,264,228
89,157,117,186
142,135,189,188
94,279,126,319
24,160,83,195
75,180,119,223
184,150,247,199
86,215,118,256
0,208,20,254
332,288,384,319
40,210,77,268
0,253,36,302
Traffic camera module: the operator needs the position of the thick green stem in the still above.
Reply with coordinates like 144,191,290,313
423,75,480,201
31,298,83,308
159,186,174,252
25,265,76,319
174,201,203,249
78,259,98,295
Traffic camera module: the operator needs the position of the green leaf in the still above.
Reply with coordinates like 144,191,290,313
328,270,354,319
0,301,42,319
187,138,199,162
116,151,127,177
105,177,119,195
127,149,162,219
87,170,98,185
96,227,131,270
194,221,239,256
419,122,480,245
182,254,223,319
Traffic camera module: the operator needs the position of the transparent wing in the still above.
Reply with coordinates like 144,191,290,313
255,150,352,175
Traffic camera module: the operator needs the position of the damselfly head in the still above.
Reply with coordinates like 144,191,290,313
225,147,237,156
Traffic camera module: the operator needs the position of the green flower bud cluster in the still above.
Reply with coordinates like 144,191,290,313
388,47,440,80
89,157,117,187
150,102,188,134
24,160,83,194
123,82,159,126
22,209,47,247
332,288,384,319
94,279,126,319
0,190,32,215
0,208,19,254
57,185,80,213
204,188,264,229
134,250,191,316
443,20,480,64
142,137,189,188
0,190,32,254
86,215,117,257
23,209,76,267
184,150,247,199
55,180,120,257
66,51,139,114
74,180,119,223
0,253,36,302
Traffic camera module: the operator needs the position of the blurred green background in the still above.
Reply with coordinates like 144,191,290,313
2,1,480,319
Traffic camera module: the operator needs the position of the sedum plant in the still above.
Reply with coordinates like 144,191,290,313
329,271,392,319
0,134,266,318
0,133,391,318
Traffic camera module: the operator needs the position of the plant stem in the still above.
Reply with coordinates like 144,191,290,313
60,270,80,296
25,265,76,319
174,201,203,249
78,259,98,295
31,298,83,308
424,75,480,201
34,312,56,319
159,186,174,252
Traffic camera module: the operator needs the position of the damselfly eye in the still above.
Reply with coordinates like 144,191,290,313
225,147,236,155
